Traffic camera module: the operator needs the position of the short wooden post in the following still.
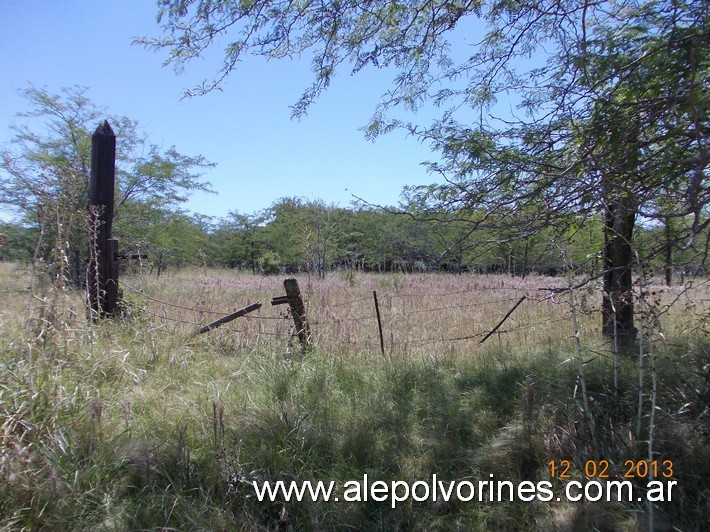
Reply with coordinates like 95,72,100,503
373,290,385,356
284,278,310,349
88,120,117,319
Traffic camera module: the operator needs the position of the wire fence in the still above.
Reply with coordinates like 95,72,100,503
117,273,610,354
115,269,709,355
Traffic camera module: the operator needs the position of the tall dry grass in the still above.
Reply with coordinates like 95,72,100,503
120,266,707,360
0,262,708,530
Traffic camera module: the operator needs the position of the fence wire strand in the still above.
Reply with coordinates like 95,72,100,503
117,277,591,349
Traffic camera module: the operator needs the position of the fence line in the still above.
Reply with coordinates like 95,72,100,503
384,297,523,316
122,281,227,315
123,300,205,326
127,300,290,337
391,286,543,298
117,276,588,352
122,280,289,320
328,296,374,308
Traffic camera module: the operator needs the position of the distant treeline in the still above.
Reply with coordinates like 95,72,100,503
1,197,706,280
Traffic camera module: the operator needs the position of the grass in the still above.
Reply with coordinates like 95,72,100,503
0,262,708,530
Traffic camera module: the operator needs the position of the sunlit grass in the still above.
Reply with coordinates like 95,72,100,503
1,262,708,529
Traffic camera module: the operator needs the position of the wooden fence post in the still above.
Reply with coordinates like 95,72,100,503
284,278,311,349
479,296,527,344
197,302,262,334
270,279,312,350
88,120,117,319
373,290,385,356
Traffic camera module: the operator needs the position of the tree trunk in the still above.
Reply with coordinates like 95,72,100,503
521,239,530,279
602,199,637,343
156,250,164,279
664,218,673,287
599,104,640,347
507,243,515,277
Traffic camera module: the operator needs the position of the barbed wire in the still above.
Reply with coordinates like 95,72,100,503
123,280,292,321
117,277,622,350
125,299,294,335
122,281,230,315
308,314,377,325
327,296,374,308
123,299,205,326
394,316,571,347
151,273,285,293
221,326,288,337
398,331,488,346
390,286,539,298
123,276,565,323
385,297,523,316
249,314,290,320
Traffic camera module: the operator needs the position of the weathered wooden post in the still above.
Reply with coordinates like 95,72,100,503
88,120,118,319
197,302,263,334
373,290,386,356
271,278,311,350
284,278,311,349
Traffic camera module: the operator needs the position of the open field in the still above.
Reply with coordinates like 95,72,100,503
101,266,707,357
1,262,708,530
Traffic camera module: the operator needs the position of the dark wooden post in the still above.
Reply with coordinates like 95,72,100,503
271,279,312,350
88,120,118,319
479,296,526,344
373,290,385,356
284,278,311,349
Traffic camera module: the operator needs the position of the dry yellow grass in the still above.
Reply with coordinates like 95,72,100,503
116,266,708,359
2,261,706,362
1,261,708,530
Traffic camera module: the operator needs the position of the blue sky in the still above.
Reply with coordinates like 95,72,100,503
0,0,456,222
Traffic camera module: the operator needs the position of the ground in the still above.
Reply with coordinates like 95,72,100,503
1,263,708,530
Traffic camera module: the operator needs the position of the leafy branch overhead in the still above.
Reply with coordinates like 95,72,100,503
138,0,708,338
137,1,707,227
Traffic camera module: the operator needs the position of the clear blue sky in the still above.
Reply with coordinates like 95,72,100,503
0,0,451,222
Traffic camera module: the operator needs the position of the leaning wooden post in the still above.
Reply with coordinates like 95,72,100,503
88,120,118,319
284,278,311,349
373,290,386,357
479,296,526,344
197,302,262,334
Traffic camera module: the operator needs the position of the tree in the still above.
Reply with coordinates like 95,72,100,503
140,0,708,338
0,222,36,262
0,85,214,284
296,200,344,279
259,198,344,277
572,4,708,337
215,210,267,272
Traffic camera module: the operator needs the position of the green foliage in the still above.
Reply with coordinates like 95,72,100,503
0,222,36,262
187,197,710,278
256,250,281,275
0,85,214,282
140,0,709,333
116,202,215,272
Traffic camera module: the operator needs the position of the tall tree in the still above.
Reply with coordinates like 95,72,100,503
217,210,267,272
140,0,709,338
0,85,214,284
